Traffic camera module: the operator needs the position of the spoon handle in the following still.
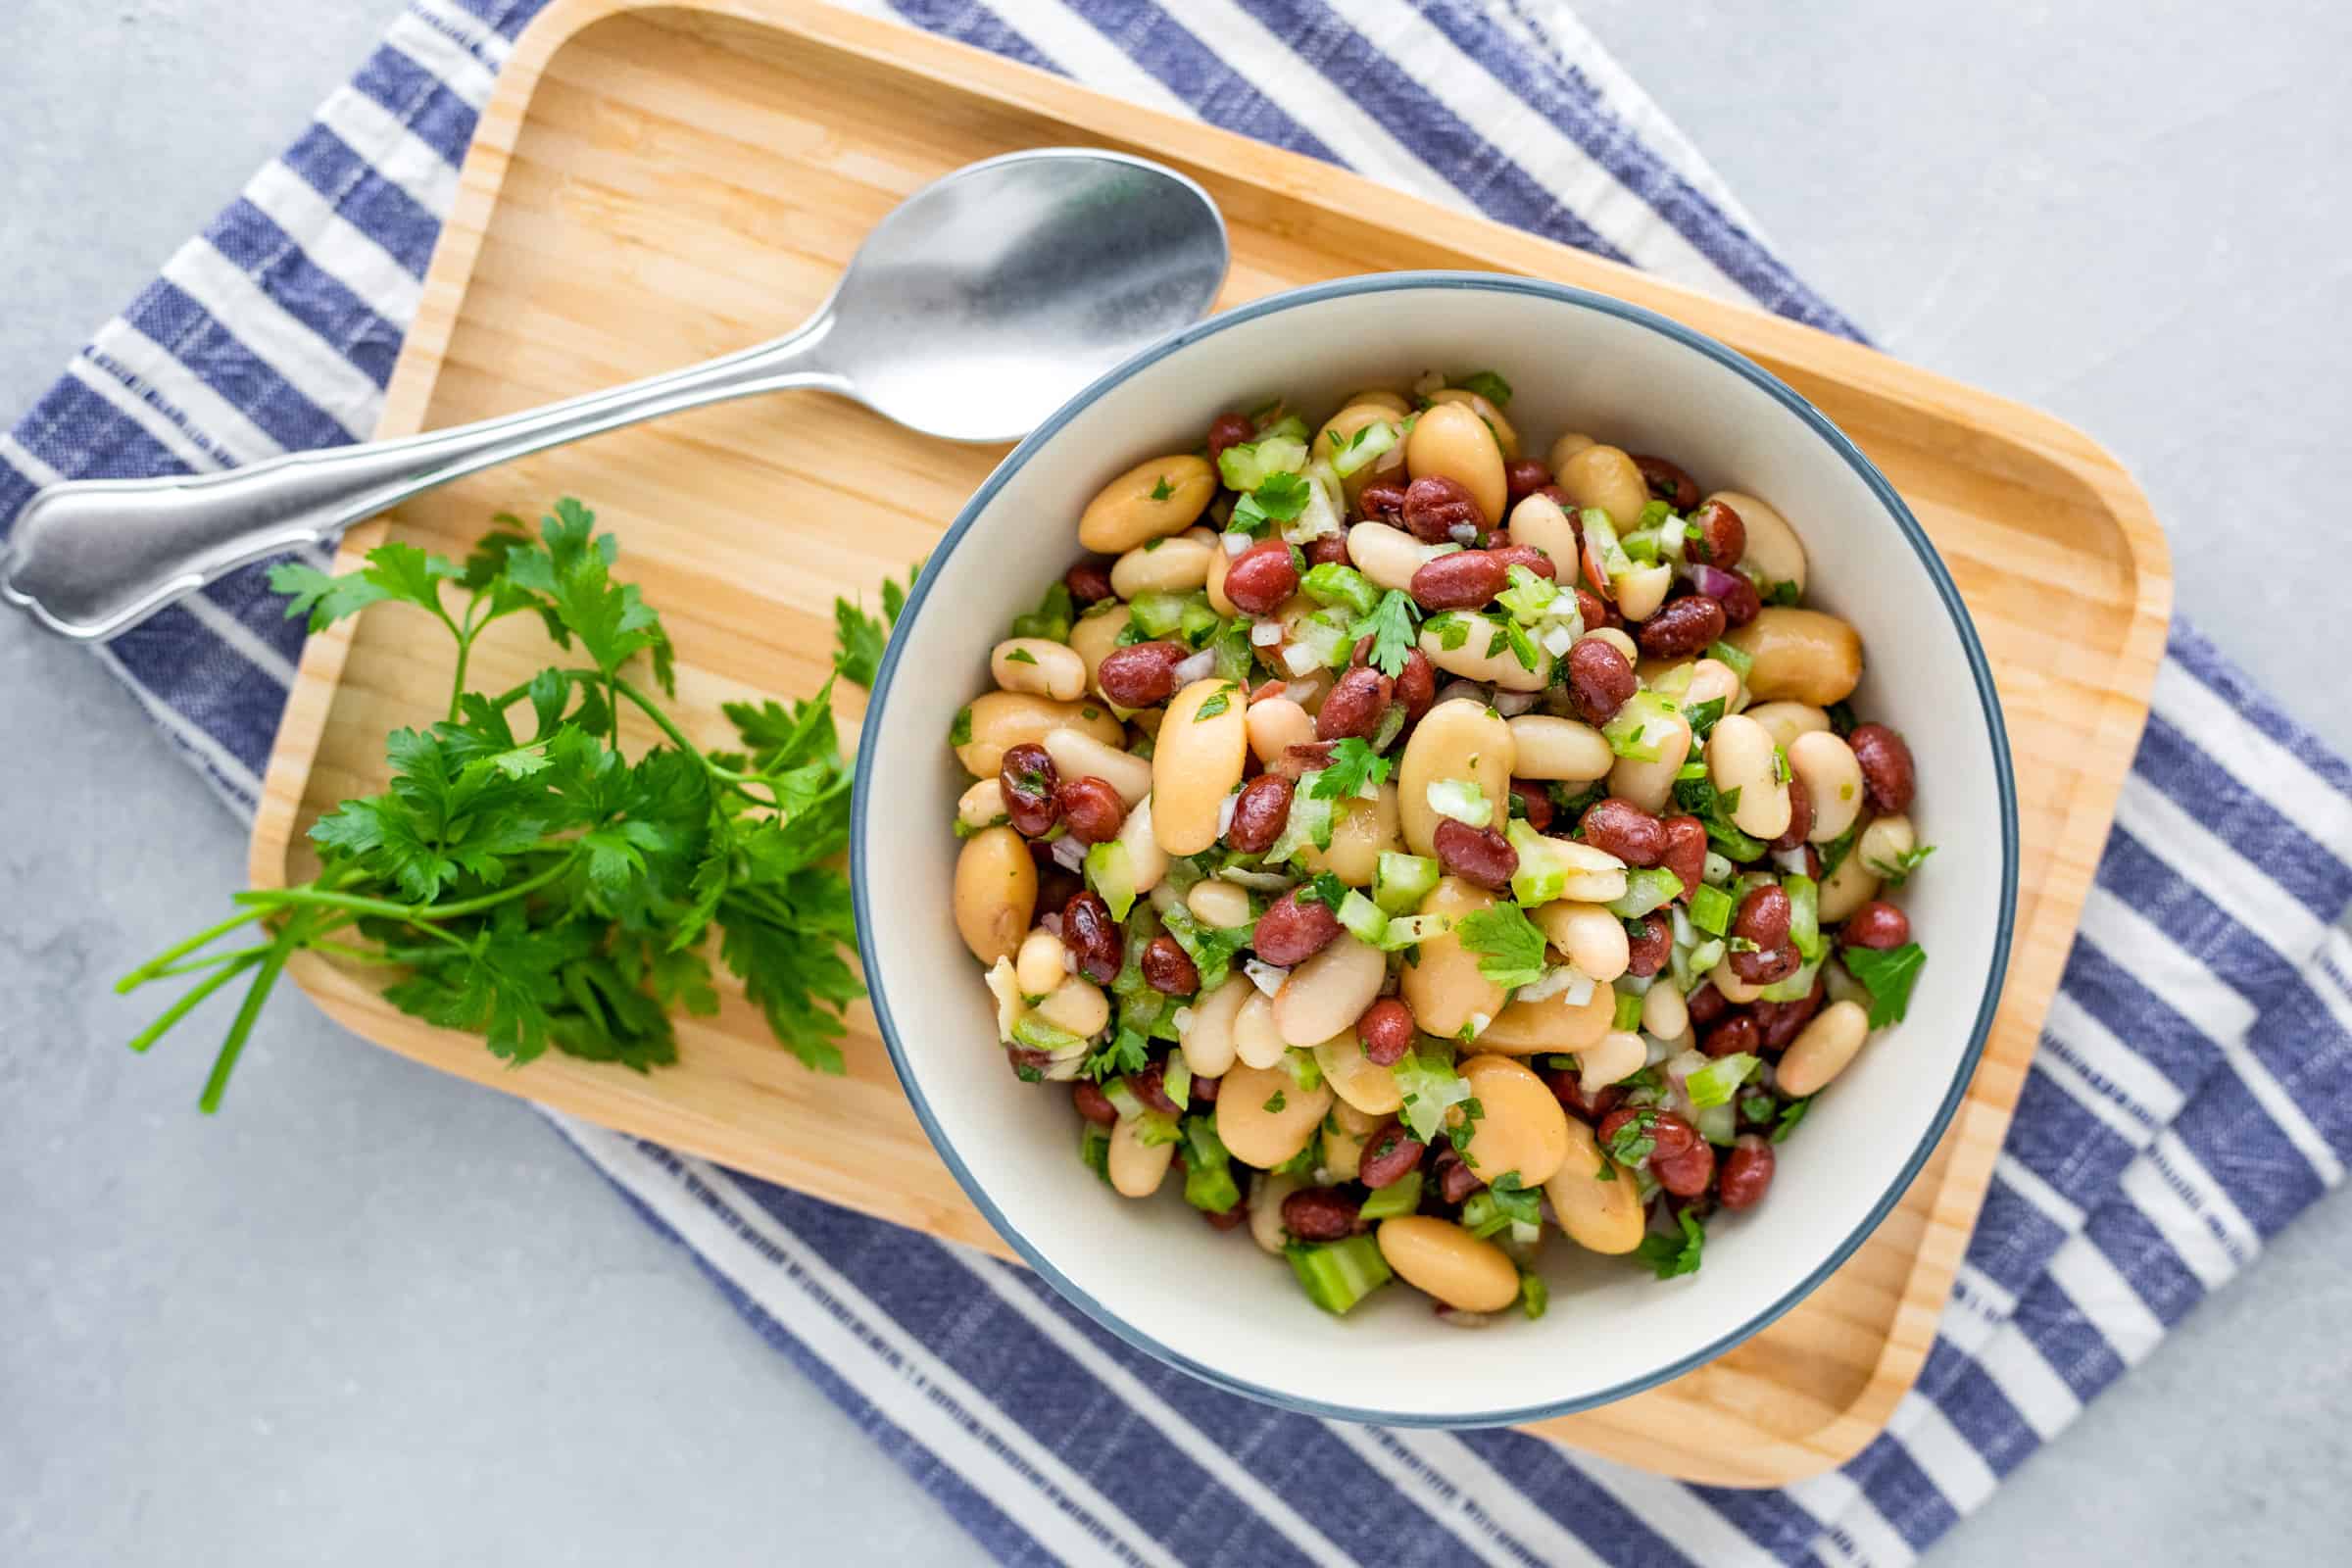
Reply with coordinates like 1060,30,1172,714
1,317,841,642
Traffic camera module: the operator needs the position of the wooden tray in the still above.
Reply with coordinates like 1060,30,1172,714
251,0,2172,1485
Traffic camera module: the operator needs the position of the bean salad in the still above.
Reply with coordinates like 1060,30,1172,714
948,370,1933,1321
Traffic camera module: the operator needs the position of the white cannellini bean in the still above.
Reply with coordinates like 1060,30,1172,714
1014,928,1066,997
1233,990,1290,1069
1116,794,1171,895
989,638,1086,701
1705,712,1791,840
1577,1030,1646,1096
1642,981,1690,1041
1106,1116,1176,1198
1041,726,1152,806
1788,729,1866,842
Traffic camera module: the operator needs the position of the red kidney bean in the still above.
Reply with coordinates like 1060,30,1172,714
1057,775,1128,844
1060,891,1124,984
1752,976,1826,1052
1630,453,1700,511
1574,584,1619,631
1686,980,1729,1027
1064,559,1114,606
1660,815,1708,901
1685,498,1746,568
1718,1135,1775,1209
1356,998,1417,1065
1395,647,1437,721
1356,479,1409,524
1006,1046,1054,1079
1433,1147,1483,1204
1252,888,1344,966
1073,1080,1117,1126
1702,1012,1760,1059
1316,665,1395,741
1030,843,1082,919
1770,774,1813,853
1651,1136,1716,1198
1399,475,1488,543
1636,595,1726,660
1132,1059,1182,1115
1409,550,1507,611
1488,543,1557,581
1598,1106,1699,1163
1625,915,1670,978
1271,741,1338,781
1282,1186,1360,1243
1191,1072,1221,1102
1097,640,1188,709
1224,772,1295,855
1546,1072,1624,1125
1305,534,1350,567
1358,1121,1426,1189
1842,900,1912,951
1729,941,1801,986
999,744,1060,837
1510,780,1553,833
1566,637,1637,725
1433,818,1518,892
1579,798,1666,866
1206,411,1255,463
1141,935,1200,996
1504,458,1553,504
1203,1202,1249,1230
1711,572,1762,627
1224,540,1299,615
1733,884,1792,951
1848,724,1917,813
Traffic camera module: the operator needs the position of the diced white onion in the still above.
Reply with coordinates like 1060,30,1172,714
1670,906,1696,949
1173,650,1216,684
1217,793,1240,837
1040,911,1063,937
1492,689,1541,717
1219,866,1296,892
1447,522,1479,546
1519,965,1594,1005
1281,644,1321,677
1245,959,1290,996
1282,680,1319,705
1250,619,1284,647
1050,835,1088,871
1771,847,1811,875
1465,1011,1492,1038
1540,622,1577,658
1223,531,1250,557
1171,1005,1197,1037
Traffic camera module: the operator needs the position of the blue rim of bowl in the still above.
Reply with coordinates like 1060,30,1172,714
853,270,2020,1428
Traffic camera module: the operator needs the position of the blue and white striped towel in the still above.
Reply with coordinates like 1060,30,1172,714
9,2,2350,1562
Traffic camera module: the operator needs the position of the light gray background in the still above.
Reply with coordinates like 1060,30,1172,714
3,2,2346,1563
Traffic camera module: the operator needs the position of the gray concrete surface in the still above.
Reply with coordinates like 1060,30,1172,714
3,2,2347,1564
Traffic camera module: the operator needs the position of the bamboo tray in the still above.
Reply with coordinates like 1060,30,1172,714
251,0,2172,1485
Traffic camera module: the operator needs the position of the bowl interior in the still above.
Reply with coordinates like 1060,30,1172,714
856,275,2012,1424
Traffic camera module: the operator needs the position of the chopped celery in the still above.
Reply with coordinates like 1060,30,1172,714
1358,1168,1423,1220
1300,562,1381,618
1178,597,1223,649
1284,465,1348,546
1612,991,1644,1032
1580,508,1634,578
1079,1122,1112,1185
1134,1111,1182,1148
1426,778,1492,827
1695,1102,1738,1148
1085,840,1139,921
1785,874,1823,961
1180,1116,1241,1213
1686,1052,1759,1109
1265,779,1336,864
1217,436,1309,491
1337,889,1390,947
1373,852,1443,915
1688,937,1727,974
1259,415,1310,447
1619,527,1661,564
1011,1014,1089,1057
1393,1048,1473,1144
1329,417,1398,476
1758,954,1824,1004
1128,589,1199,638
1518,1270,1549,1321
1690,882,1735,937
1505,816,1627,906
1103,1077,1147,1120
1009,581,1075,643
1377,912,1451,952
1162,1050,1193,1110
1637,499,1673,529
1496,564,1558,624
1603,690,1680,761
1286,1234,1394,1315
1702,851,1735,886
1707,639,1754,680
1606,865,1685,920
1207,618,1255,683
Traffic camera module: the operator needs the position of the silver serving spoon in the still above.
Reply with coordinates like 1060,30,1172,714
1,148,1228,642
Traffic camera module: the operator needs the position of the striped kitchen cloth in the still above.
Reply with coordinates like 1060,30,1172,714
6,1,2349,1563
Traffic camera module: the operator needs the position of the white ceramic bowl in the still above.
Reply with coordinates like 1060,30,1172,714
853,273,2017,1425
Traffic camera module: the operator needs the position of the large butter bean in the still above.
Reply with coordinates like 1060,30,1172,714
1505,492,1580,575
1180,974,1250,1077
1703,490,1805,593
1544,1119,1644,1254
1816,839,1882,923
1746,700,1831,752
1069,604,1132,704
1607,709,1691,814
1479,977,1614,1055
1682,658,1745,720
1642,980,1690,1041
1321,1114,1369,1182
1777,999,1872,1097
1316,1029,1405,1115
1036,976,1110,1039
1404,402,1507,525
1419,616,1555,692
1725,608,1863,706
1275,935,1386,1047
1316,402,1409,499
1347,520,1443,593
1506,714,1613,781
1788,729,1866,842
1216,1061,1334,1170
1041,726,1153,807
953,826,1036,965
956,691,1124,778
1377,1216,1520,1312
1398,698,1515,856
1458,1054,1572,1186
1399,877,1508,1039
1706,712,1791,840
1152,679,1249,855
1110,527,1217,599
1546,430,1595,474
1107,1116,1176,1197
1573,1029,1645,1096
1232,991,1290,1071
1555,443,1649,527
1294,781,1402,887
1079,454,1215,553
1613,562,1675,622
1115,793,1171,897
1534,901,1629,983
1245,696,1316,765
1427,387,1519,459
990,638,1086,701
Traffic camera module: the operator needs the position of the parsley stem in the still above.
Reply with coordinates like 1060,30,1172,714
230,854,574,932
127,953,264,1054
199,919,305,1112
606,674,702,761
140,943,275,981
306,939,407,966
117,905,271,994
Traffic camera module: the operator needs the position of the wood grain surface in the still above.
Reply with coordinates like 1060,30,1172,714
246,0,2172,1484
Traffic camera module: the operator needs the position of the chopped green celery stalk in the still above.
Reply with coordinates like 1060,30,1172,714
1676,758,1710,781
1210,622,1255,682
1687,937,1727,974
1357,1167,1424,1220
1695,1102,1738,1148
1265,780,1336,864
1078,1122,1112,1184
1368,701,1407,755
1504,817,1584,906
1518,1270,1549,1321
1731,869,1778,900
1426,777,1492,827
1299,562,1381,617
1330,417,1398,477
1128,589,1196,637
1637,499,1673,529
1011,1014,1087,1056
1496,564,1557,624
1686,1052,1759,1109
1373,852,1443,915
1337,889,1390,947
1284,466,1348,547
1216,436,1309,491
1133,1110,1182,1148
1602,690,1679,761
1162,1051,1193,1110
1707,639,1754,680
1259,414,1310,446
1085,840,1139,920
1377,912,1451,952
1177,598,1223,649
1284,1048,1324,1092
1179,1115,1239,1207
1460,1190,1510,1239
1784,873,1823,961
1690,882,1735,938
1287,1234,1394,1315
1580,508,1635,578
1702,852,1735,887
1658,516,1690,564
1620,528,1661,564
1612,991,1644,1032
1103,1077,1147,1120
1705,815,1768,864
1391,1048,1472,1144
1758,954,1824,1004
1606,865,1684,919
